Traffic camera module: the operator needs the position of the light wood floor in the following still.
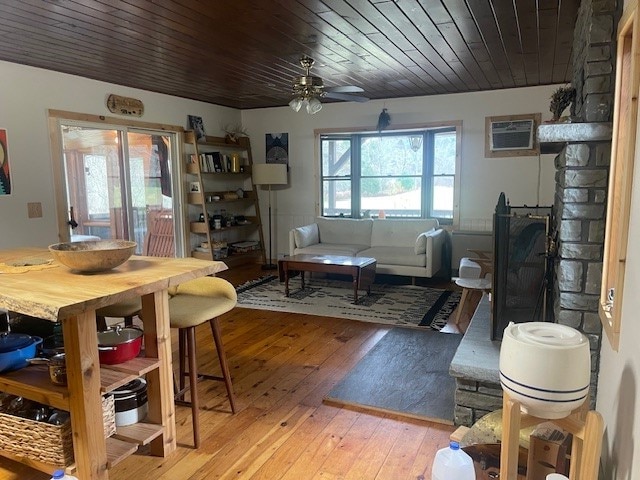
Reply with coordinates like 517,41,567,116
0,265,462,480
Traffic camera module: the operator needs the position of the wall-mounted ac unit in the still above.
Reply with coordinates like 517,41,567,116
489,120,535,151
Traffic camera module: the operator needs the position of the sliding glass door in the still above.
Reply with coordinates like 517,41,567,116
58,123,179,256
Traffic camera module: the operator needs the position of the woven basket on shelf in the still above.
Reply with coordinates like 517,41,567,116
103,394,116,438
0,394,116,467
0,411,74,467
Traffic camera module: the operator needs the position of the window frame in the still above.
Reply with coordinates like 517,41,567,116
316,122,461,225
599,4,640,351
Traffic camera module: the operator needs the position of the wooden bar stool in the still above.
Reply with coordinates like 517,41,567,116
454,277,492,326
168,276,237,448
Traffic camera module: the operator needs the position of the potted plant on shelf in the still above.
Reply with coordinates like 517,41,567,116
549,86,576,122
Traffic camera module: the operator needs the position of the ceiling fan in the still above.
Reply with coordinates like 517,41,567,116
289,55,369,114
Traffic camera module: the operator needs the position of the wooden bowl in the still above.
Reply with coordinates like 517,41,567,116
49,240,136,272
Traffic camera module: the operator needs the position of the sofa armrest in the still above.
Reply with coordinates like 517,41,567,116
424,228,447,277
289,229,297,256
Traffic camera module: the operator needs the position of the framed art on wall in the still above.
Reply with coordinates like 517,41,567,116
0,129,11,195
188,115,206,141
266,133,289,166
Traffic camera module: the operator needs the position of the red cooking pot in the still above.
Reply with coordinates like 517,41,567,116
97,326,143,365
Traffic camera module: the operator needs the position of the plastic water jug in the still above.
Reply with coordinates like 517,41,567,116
50,470,78,480
431,441,475,480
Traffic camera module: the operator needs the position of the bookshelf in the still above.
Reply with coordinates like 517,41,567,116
183,131,265,267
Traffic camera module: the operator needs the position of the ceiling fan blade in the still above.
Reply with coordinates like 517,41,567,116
326,85,364,94
324,91,370,103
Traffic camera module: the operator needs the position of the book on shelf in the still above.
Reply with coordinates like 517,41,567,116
210,152,222,172
198,153,208,172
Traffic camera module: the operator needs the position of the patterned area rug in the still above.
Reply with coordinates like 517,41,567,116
236,276,461,330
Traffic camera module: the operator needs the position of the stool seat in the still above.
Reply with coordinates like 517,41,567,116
96,297,142,318
95,297,142,330
455,277,492,291
169,277,237,328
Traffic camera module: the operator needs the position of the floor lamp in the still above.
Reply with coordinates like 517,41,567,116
252,163,288,270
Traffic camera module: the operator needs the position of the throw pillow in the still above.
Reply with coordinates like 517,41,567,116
294,224,319,248
414,230,432,255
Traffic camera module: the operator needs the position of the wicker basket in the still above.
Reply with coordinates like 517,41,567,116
0,394,116,467
103,394,116,438
0,411,74,467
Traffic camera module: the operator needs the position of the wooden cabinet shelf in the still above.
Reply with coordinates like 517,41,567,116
106,436,139,468
100,356,160,393
113,421,163,445
0,356,161,411
185,163,252,176
183,130,265,267
0,365,70,410
0,355,162,475
190,219,259,234
187,191,256,205
192,250,261,266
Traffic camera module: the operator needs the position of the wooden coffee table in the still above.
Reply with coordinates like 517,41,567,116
278,254,376,304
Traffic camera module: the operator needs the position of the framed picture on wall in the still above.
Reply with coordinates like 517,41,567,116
266,133,289,166
188,115,206,141
0,129,11,195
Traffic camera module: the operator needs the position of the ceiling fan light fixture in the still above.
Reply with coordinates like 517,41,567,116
306,97,322,114
290,55,366,113
289,97,303,112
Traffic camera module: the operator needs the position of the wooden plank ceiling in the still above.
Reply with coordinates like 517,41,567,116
0,0,579,109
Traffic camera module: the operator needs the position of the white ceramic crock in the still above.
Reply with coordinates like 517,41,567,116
499,322,590,419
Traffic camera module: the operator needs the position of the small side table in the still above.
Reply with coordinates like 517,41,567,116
454,277,492,326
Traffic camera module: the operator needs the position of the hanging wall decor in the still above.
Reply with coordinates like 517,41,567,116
106,94,144,116
377,108,391,131
188,115,206,141
0,129,11,195
266,133,289,166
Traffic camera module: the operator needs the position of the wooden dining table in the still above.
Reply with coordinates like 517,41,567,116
0,248,227,479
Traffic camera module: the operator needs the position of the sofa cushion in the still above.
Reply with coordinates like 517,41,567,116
293,224,320,248
316,217,373,246
295,243,369,257
358,246,426,267
459,257,482,279
414,230,435,255
371,219,439,247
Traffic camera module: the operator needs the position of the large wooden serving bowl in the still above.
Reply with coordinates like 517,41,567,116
49,240,137,272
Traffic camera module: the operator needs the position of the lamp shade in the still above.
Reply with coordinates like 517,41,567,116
252,163,288,186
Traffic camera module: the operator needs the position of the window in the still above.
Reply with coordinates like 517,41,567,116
48,110,183,255
599,4,639,351
320,127,459,222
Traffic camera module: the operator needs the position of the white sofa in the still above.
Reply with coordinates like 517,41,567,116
289,217,447,278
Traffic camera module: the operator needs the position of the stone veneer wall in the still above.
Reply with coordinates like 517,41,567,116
553,0,621,407
455,378,503,425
